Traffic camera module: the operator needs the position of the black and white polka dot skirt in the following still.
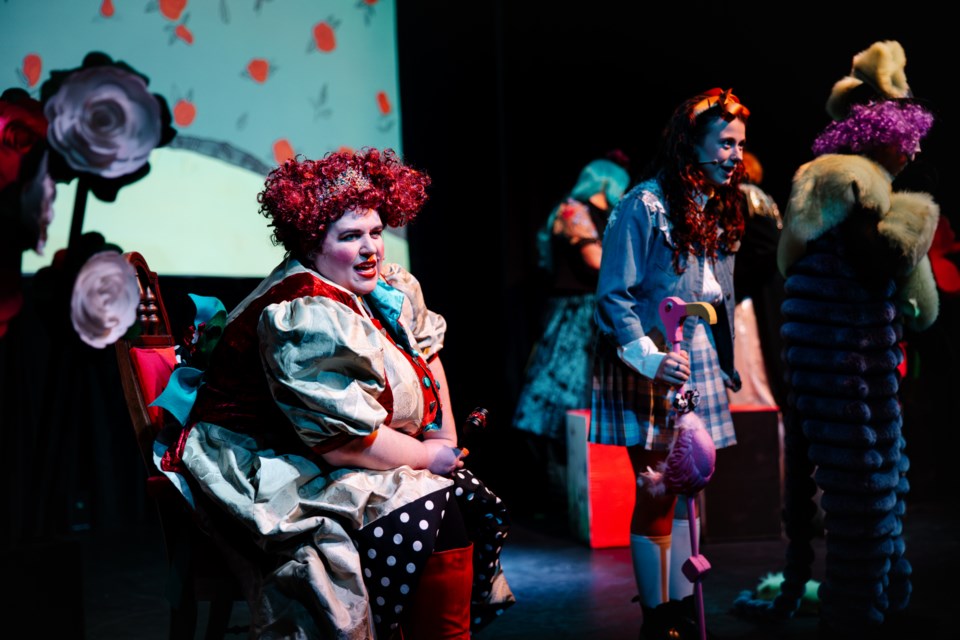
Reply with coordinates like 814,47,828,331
354,467,516,638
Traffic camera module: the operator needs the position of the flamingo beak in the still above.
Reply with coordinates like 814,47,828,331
683,302,718,326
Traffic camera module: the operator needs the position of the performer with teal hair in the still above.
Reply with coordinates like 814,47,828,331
513,151,631,506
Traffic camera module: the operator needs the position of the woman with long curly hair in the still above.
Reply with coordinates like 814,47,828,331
160,148,514,639
590,89,749,639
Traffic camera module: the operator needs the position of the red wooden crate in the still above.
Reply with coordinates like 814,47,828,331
566,409,635,548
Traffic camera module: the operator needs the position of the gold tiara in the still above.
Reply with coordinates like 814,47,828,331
318,167,372,202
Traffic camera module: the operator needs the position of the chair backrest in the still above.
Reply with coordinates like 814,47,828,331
114,251,249,638
115,251,178,491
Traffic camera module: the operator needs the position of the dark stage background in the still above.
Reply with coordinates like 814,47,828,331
395,3,958,513
2,1,956,562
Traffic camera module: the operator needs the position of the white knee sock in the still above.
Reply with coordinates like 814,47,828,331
630,533,671,607
668,517,699,600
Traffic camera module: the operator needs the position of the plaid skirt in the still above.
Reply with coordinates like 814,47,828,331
590,320,736,451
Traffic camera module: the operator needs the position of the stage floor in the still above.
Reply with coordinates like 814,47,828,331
67,495,958,640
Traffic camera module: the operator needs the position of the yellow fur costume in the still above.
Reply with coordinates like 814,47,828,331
779,153,940,331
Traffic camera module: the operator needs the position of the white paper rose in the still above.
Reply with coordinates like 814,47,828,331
44,66,162,179
70,251,139,348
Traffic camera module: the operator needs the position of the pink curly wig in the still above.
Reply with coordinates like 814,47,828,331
258,147,430,257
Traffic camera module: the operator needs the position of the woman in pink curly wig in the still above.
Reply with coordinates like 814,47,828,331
259,147,430,258
162,147,514,639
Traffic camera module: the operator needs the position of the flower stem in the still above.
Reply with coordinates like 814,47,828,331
68,177,89,257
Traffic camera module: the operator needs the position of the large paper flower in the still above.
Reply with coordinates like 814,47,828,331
44,65,161,178
0,89,51,337
70,250,139,348
40,52,175,202
0,89,47,191
0,89,52,252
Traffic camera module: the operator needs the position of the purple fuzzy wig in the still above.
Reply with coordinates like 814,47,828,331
812,100,934,157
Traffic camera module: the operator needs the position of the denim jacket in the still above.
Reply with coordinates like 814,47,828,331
594,177,737,384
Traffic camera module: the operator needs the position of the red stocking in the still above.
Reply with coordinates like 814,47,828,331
399,543,473,639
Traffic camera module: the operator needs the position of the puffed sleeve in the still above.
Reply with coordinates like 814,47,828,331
258,295,389,452
380,262,447,359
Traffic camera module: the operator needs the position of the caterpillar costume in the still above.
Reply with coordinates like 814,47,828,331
734,41,940,637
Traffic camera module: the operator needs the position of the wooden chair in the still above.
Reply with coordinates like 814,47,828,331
115,251,247,640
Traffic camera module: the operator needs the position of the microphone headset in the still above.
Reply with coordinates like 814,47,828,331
698,159,720,165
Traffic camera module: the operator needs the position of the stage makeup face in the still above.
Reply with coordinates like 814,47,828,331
311,207,385,295
696,116,746,186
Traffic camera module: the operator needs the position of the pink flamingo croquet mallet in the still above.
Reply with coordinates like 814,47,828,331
658,296,718,640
